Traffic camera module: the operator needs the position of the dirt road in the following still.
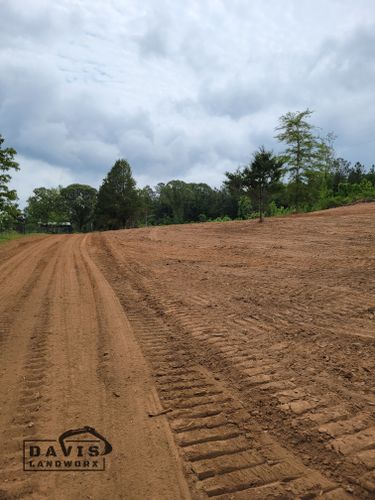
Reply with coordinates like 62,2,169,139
0,235,189,499
1,203,375,498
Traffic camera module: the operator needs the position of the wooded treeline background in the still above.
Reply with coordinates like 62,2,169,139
1,109,375,232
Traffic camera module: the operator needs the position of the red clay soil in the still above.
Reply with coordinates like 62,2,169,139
1,202,374,499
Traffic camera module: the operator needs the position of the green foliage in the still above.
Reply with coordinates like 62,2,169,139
0,231,44,244
244,147,284,221
94,159,139,230
0,134,20,231
226,147,284,222
158,180,193,224
268,201,293,216
25,186,68,224
238,195,252,219
0,230,24,244
61,184,97,231
275,109,334,209
25,184,98,231
316,180,375,209
138,185,155,226
152,181,237,225
208,215,232,222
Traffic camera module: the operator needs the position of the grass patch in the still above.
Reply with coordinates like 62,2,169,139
0,231,45,245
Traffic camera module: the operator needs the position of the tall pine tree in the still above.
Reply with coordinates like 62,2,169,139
242,147,284,222
275,109,319,209
95,159,139,230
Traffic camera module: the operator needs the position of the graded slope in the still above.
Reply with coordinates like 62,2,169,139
90,202,375,498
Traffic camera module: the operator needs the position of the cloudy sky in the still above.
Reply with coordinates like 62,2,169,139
1,0,374,206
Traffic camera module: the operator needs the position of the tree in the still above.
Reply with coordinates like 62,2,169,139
186,183,218,221
224,168,246,218
94,159,138,230
238,195,252,219
275,109,321,209
348,162,365,184
151,182,236,224
242,147,284,222
138,185,155,226
225,148,284,222
314,132,337,202
332,158,351,194
61,184,97,232
157,181,193,224
366,165,375,186
214,186,239,219
25,186,68,224
0,134,20,230
298,132,336,207
316,132,336,173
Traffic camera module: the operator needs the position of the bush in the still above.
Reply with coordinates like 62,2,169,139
238,196,252,219
268,201,293,217
209,215,232,222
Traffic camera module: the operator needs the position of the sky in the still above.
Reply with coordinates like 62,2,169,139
1,0,375,207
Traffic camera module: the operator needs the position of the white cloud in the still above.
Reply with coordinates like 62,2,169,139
10,156,74,207
1,0,375,207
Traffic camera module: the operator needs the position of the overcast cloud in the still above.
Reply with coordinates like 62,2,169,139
1,0,374,206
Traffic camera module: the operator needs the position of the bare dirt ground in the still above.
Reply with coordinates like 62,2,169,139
0,235,189,499
1,202,374,499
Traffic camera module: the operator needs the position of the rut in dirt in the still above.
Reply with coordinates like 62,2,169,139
90,202,375,499
0,235,189,500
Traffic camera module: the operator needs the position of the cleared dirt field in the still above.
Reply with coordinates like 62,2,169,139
1,203,374,499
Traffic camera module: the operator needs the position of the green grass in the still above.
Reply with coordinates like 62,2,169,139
0,231,45,245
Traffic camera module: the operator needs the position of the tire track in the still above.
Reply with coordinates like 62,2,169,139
0,236,51,285
0,238,62,498
91,233,348,499
0,239,60,350
1,234,191,499
96,219,375,497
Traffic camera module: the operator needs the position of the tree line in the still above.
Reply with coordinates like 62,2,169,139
1,108,375,232
24,167,239,231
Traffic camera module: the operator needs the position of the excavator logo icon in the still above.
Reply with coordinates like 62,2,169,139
23,426,112,471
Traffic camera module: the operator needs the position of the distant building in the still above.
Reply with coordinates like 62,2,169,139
39,222,73,234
